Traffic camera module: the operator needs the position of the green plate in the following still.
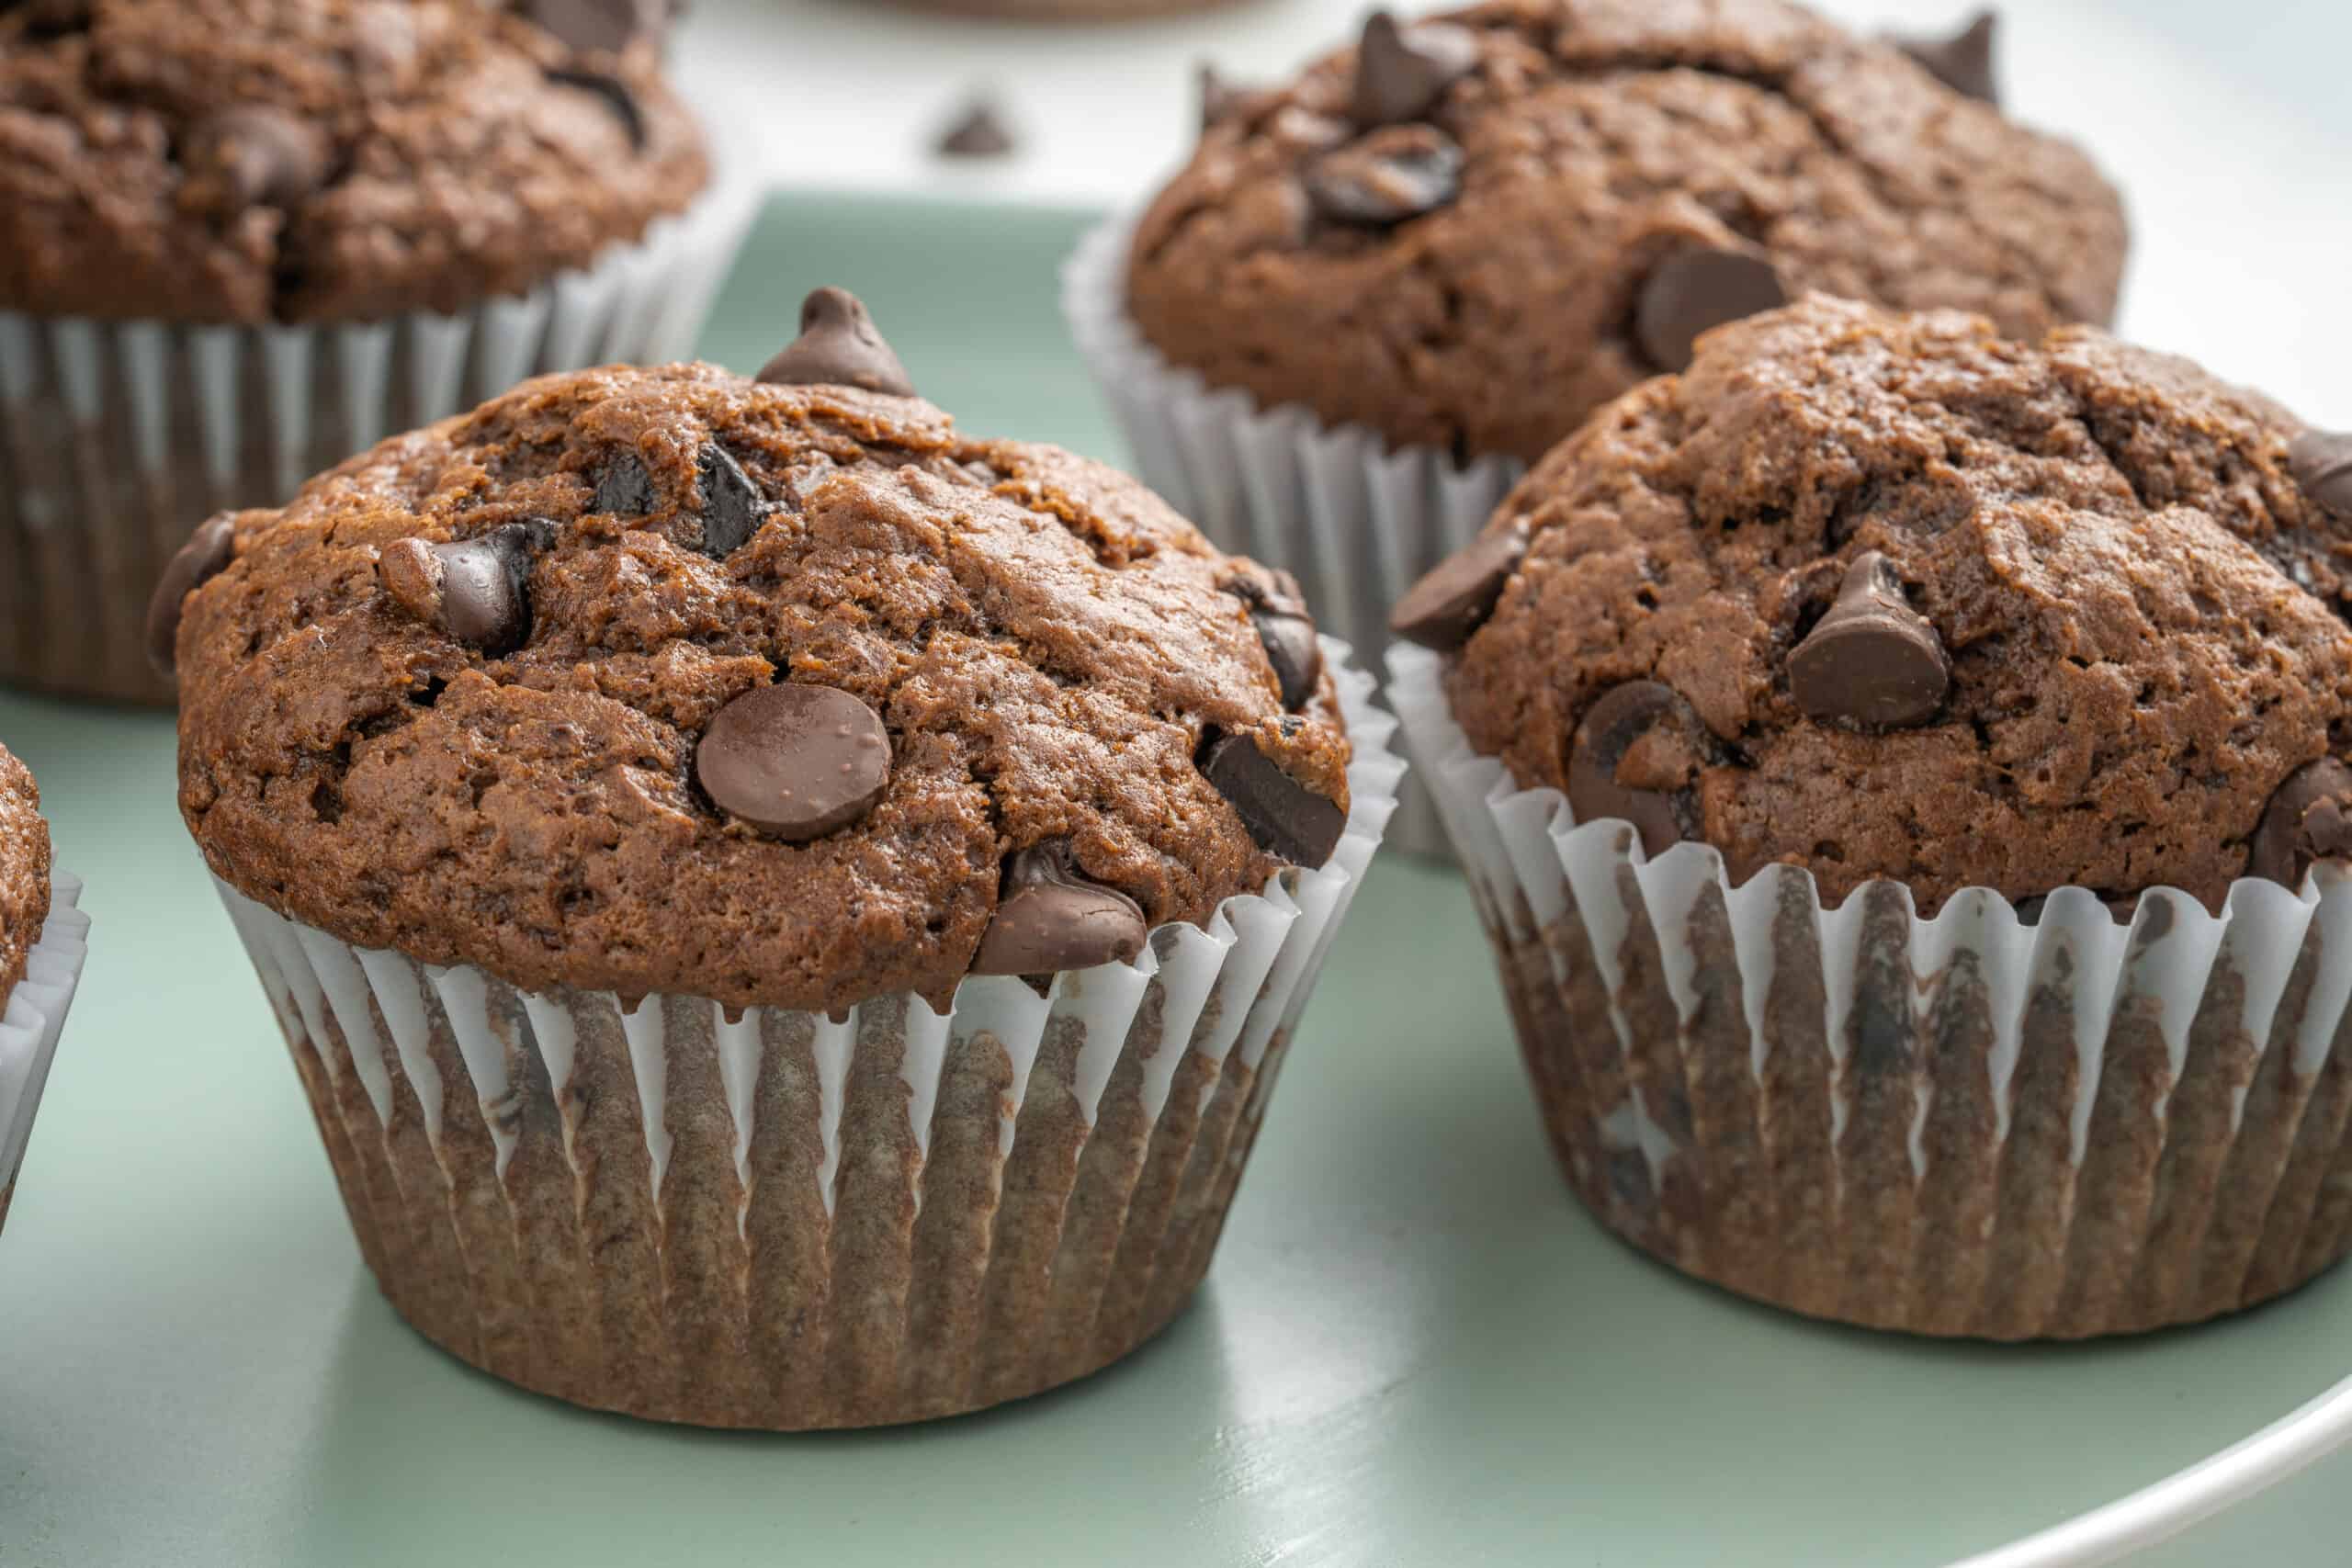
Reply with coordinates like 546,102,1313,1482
2,194,2346,1568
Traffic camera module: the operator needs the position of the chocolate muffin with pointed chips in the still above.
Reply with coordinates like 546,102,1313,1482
162,290,1398,1426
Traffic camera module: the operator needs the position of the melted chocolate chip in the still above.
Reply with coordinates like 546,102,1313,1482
1304,124,1464,227
520,0,665,53
696,682,891,840
182,106,332,212
970,842,1149,977
1391,523,1526,650
545,68,646,150
1227,572,1322,709
144,514,237,679
935,99,1015,158
1200,732,1346,868
1787,551,1950,728
697,445,768,558
755,287,917,399
2250,757,2352,891
1352,10,1479,129
1566,682,1702,858
378,519,556,657
592,449,659,515
1635,248,1788,373
1894,9,2000,106
2288,430,2352,520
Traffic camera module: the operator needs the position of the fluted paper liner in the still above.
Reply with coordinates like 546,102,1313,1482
1391,644,2352,1339
214,648,1400,1426
0,173,758,707
1062,209,1522,861
0,874,92,1235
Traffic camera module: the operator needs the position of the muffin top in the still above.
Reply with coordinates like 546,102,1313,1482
0,0,709,324
1405,293,2352,914
0,745,53,1008
1128,0,2127,466
164,291,1353,1014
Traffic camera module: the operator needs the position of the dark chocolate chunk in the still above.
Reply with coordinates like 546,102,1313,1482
182,106,332,212
1197,63,1251,132
696,682,891,840
1894,10,1999,106
592,449,659,515
971,842,1149,976
935,99,1015,158
1304,124,1463,228
545,68,646,150
2249,757,2352,890
755,287,917,399
1787,551,1950,728
1352,9,1479,129
377,519,556,657
1227,571,1322,709
1391,522,1526,649
1566,681,1702,858
2288,430,2352,520
696,445,768,558
144,514,237,679
1200,732,1346,868
520,0,665,53
1635,247,1788,373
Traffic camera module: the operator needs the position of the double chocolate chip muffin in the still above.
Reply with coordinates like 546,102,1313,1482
162,290,1396,1426
1394,292,2352,1338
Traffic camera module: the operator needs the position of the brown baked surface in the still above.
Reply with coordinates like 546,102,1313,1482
0,743,53,1009
174,363,1352,1014
0,0,709,323
1445,294,2352,913
1126,0,2128,465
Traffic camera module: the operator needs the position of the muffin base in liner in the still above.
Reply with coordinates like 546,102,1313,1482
1391,645,2352,1340
0,176,758,708
0,874,91,1235
213,649,1400,1427
1062,210,1523,861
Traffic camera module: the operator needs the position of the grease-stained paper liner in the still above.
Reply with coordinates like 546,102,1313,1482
213,648,1399,1427
1390,645,2352,1339
0,175,759,708
0,874,91,1235
1062,210,1522,862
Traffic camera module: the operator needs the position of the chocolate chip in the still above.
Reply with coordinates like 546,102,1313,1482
1894,10,1999,106
592,449,658,515
11,0,89,31
1787,551,1950,728
1352,9,1479,129
1635,247,1788,373
1200,732,1346,868
971,842,1149,977
181,107,332,212
2250,757,2352,890
545,68,646,150
144,514,236,679
755,287,917,399
1227,572,1322,709
2289,430,2352,520
696,682,891,840
1566,682,1702,858
697,446,768,558
378,520,555,657
1197,63,1251,132
935,98,1015,158
1391,522,1526,650
1304,123,1463,227
520,0,665,53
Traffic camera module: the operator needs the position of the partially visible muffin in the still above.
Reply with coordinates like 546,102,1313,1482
0,742,56,1233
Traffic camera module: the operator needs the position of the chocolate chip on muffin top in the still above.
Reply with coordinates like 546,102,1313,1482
0,745,52,1007
1126,0,2127,466
0,0,708,323
169,290,1352,1014
1414,293,2352,913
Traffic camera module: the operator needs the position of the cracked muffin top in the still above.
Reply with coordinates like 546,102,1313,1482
1400,293,2352,914
0,0,708,323
1128,0,2127,466
0,744,52,1008
161,291,1354,1014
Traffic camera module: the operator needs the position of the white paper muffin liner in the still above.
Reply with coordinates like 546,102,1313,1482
1062,209,1523,861
212,646,1401,1427
0,171,759,707
1391,644,2352,1339
0,873,91,1235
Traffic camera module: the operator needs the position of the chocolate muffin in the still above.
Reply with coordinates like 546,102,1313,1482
0,742,89,1236
164,290,1399,1427
0,0,741,706
1391,293,2352,1339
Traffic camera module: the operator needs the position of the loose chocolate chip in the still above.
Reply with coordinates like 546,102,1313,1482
1200,732,1347,868
2250,757,2352,890
182,106,332,212
1894,10,1999,106
1391,522,1527,650
1352,9,1479,129
2288,430,2352,520
521,0,664,53
1635,247,1788,373
755,287,918,399
1566,682,1702,858
592,449,659,515
970,842,1149,977
1227,572,1322,709
935,98,1015,158
696,682,891,840
545,68,646,151
1787,551,1950,728
378,519,555,657
1304,123,1463,228
144,514,236,679
697,445,768,558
